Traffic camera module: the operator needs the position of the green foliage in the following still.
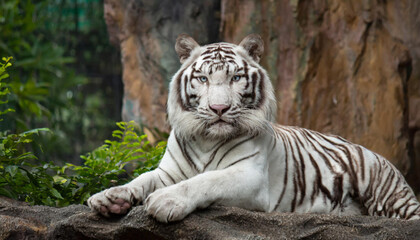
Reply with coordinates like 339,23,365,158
0,56,13,117
0,119,165,206
0,129,52,204
0,56,51,203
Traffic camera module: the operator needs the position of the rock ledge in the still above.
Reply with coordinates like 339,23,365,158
1,197,419,240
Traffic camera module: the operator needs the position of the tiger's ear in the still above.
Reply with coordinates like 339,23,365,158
239,34,264,62
175,34,200,64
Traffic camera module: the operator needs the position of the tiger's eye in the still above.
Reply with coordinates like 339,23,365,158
232,75,241,82
199,76,208,82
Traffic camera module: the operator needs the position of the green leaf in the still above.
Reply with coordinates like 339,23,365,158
53,175,67,184
50,188,64,199
22,128,50,135
5,165,18,177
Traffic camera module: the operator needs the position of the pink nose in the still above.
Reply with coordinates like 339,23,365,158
209,104,230,116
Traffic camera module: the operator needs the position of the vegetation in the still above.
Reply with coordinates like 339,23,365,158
0,0,122,163
0,2,165,207
0,57,164,206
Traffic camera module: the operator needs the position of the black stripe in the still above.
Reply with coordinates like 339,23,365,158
403,203,417,217
184,75,191,108
332,174,343,208
201,45,237,56
215,136,255,168
356,146,366,181
243,60,249,81
377,167,395,206
312,133,360,201
250,72,257,104
291,175,298,212
176,68,187,110
369,156,384,211
167,148,188,180
158,167,176,184
256,69,265,108
157,173,168,187
300,129,335,172
407,205,420,219
309,131,348,171
282,130,299,212
203,138,233,170
363,166,376,203
307,153,333,201
342,145,360,200
279,128,306,205
175,135,199,172
274,131,289,209
288,130,306,205
393,189,411,214
225,151,259,168
383,174,401,214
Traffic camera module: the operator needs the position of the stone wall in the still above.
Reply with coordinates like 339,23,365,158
104,0,420,193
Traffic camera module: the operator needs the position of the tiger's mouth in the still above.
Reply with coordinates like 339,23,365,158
207,118,239,132
210,119,229,126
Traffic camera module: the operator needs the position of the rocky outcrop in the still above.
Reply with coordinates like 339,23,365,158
1,197,420,240
104,0,420,193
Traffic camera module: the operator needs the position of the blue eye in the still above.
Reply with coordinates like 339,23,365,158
232,75,241,82
199,76,208,82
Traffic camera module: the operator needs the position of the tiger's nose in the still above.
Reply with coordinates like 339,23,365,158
209,104,230,116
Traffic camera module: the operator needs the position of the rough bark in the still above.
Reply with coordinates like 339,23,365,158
1,197,420,240
104,0,420,192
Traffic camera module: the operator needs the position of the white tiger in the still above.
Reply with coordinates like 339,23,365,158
88,34,420,222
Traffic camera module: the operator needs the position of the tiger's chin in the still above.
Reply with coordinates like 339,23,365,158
205,121,239,139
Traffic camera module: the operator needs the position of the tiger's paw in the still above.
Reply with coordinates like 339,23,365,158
144,186,193,223
87,186,138,217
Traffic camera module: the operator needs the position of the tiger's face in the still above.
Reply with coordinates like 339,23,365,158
168,34,276,140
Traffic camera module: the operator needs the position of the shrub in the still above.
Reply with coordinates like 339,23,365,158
56,121,166,206
0,120,165,207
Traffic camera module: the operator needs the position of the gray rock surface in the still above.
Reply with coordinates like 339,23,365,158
1,197,420,240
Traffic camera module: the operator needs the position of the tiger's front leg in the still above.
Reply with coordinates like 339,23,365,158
144,161,268,223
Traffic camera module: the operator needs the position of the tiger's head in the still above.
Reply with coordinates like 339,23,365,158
167,34,276,140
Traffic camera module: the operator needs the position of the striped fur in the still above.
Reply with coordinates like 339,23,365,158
88,34,420,222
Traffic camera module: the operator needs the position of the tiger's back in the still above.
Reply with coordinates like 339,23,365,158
268,125,419,219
